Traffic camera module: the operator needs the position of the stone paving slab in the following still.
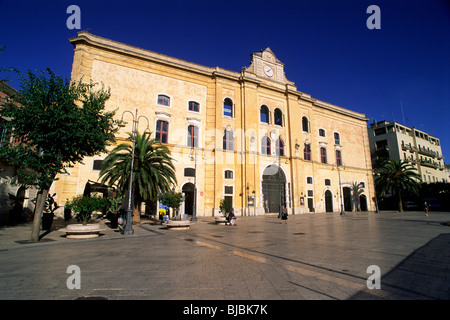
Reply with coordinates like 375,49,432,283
0,210,449,301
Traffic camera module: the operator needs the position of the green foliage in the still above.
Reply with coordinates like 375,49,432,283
0,68,118,190
374,159,421,212
66,195,107,225
98,131,177,222
159,191,184,210
219,198,232,216
107,194,124,214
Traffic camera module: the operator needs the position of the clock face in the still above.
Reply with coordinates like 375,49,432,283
264,65,274,77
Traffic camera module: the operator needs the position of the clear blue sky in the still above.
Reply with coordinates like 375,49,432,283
1,0,449,159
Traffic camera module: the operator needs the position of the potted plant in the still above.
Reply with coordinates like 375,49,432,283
106,194,124,228
62,195,107,239
66,195,107,225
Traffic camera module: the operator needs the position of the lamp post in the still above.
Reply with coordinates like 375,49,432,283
190,147,198,222
119,108,150,236
336,162,345,216
373,171,380,213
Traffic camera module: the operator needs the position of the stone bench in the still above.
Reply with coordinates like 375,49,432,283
59,223,105,239
164,220,190,230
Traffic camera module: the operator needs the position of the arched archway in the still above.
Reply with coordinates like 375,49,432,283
360,194,368,212
343,187,352,212
182,183,195,216
325,190,333,212
262,165,286,213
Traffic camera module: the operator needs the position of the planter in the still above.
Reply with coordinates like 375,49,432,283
214,216,227,224
60,223,104,239
164,220,190,230
42,213,54,231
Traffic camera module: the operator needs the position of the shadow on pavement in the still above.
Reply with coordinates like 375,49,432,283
350,233,450,300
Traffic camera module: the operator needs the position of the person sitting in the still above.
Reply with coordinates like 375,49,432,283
227,209,237,226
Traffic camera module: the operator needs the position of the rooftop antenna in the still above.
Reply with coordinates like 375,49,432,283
400,101,406,125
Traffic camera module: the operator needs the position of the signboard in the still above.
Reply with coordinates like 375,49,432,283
247,195,255,207
300,197,305,207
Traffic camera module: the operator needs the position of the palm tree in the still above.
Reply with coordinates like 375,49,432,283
374,159,421,212
98,132,177,224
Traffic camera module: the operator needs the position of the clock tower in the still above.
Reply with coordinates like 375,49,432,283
246,47,288,84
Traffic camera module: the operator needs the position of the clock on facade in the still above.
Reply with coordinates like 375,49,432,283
263,65,274,77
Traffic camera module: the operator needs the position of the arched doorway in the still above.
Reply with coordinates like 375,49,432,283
360,194,368,211
262,165,286,213
325,190,333,212
182,183,195,216
343,187,352,212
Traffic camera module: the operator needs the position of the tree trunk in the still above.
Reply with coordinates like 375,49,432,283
30,188,49,242
132,201,141,224
398,190,403,212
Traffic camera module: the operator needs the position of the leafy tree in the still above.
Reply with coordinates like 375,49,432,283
219,198,232,217
159,191,184,219
98,131,177,224
374,159,421,212
0,68,118,242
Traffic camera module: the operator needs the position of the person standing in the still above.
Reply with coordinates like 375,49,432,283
280,205,288,224
424,202,429,216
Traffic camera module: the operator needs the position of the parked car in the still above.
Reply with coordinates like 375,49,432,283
403,201,419,211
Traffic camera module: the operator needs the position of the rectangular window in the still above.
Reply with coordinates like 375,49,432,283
156,120,168,143
92,159,103,171
336,150,342,166
187,125,198,147
320,147,327,164
224,185,233,207
223,130,234,151
304,143,311,161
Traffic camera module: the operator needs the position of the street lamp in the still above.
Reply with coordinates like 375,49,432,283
372,171,380,213
118,108,150,236
190,147,198,222
334,162,345,216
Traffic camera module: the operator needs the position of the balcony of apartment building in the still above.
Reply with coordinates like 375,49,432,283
418,158,440,169
417,145,437,158
401,142,417,152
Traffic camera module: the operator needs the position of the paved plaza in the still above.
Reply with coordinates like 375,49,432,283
0,210,449,301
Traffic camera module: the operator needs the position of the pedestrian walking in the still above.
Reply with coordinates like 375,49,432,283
280,205,288,224
424,202,429,216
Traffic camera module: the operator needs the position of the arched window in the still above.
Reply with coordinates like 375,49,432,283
276,138,285,156
223,98,233,118
261,136,271,155
319,128,326,137
157,94,170,106
260,105,270,124
302,116,309,132
334,132,340,145
274,108,283,126
188,101,200,112
223,129,234,151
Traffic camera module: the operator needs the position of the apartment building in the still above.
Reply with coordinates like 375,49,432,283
368,120,447,183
